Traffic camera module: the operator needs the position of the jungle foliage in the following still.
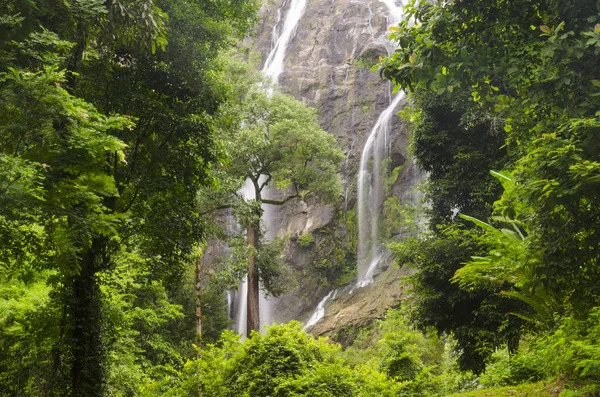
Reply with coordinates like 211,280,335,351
383,0,600,392
4,0,600,395
0,0,259,394
167,311,466,397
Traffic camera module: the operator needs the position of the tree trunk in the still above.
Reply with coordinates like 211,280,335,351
246,222,261,335
66,21,88,92
194,256,202,343
69,239,105,397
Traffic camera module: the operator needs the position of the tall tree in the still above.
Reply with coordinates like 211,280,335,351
0,0,258,394
204,62,344,334
382,0,600,368
228,90,344,334
388,90,524,372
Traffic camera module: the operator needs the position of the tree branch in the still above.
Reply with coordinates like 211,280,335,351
0,174,23,197
262,194,299,206
259,174,272,192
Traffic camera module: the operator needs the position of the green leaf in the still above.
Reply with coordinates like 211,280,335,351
501,291,552,320
507,311,537,323
459,214,497,233
490,170,513,183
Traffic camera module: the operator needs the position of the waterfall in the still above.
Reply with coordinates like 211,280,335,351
304,289,337,330
231,180,252,337
259,289,272,333
262,0,308,84
227,290,234,320
354,0,408,288
379,0,404,25
356,92,406,288
235,277,248,335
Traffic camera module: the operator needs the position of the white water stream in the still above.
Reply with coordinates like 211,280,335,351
262,0,308,84
303,0,410,324
355,93,405,287
355,0,408,288
379,0,404,25
304,289,337,329
234,277,248,335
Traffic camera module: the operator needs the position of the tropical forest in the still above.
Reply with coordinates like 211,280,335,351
2,0,600,396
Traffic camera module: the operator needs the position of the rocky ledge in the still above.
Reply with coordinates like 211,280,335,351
306,262,413,347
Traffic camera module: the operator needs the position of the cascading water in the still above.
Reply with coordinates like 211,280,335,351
234,277,248,335
355,0,408,288
356,93,405,288
227,290,234,319
262,0,308,84
231,180,253,337
379,0,404,25
303,289,337,330
303,0,410,324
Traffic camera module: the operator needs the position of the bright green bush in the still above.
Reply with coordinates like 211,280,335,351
342,309,466,396
171,322,410,397
275,362,356,397
474,308,600,394
173,322,347,396
478,348,545,387
449,381,555,397
297,232,314,248
0,277,59,396
535,308,600,392
381,341,424,381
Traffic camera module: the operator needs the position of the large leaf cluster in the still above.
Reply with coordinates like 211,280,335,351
382,0,600,379
383,0,600,309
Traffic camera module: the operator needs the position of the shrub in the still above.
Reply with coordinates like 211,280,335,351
535,308,600,392
297,232,314,248
479,349,545,387
175,322,366,397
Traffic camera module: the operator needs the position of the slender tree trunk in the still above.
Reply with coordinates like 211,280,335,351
66,21,87,93
194,256,203,343
246,177,263,336
246,221,261,335
70,240,105,397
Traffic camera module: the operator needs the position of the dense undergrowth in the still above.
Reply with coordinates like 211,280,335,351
150,309,600,396
2,280,599,396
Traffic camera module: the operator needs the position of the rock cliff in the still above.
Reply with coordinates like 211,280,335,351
245,0,424,339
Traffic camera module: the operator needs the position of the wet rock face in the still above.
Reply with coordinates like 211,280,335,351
246,0,423,326
252,0,402,170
